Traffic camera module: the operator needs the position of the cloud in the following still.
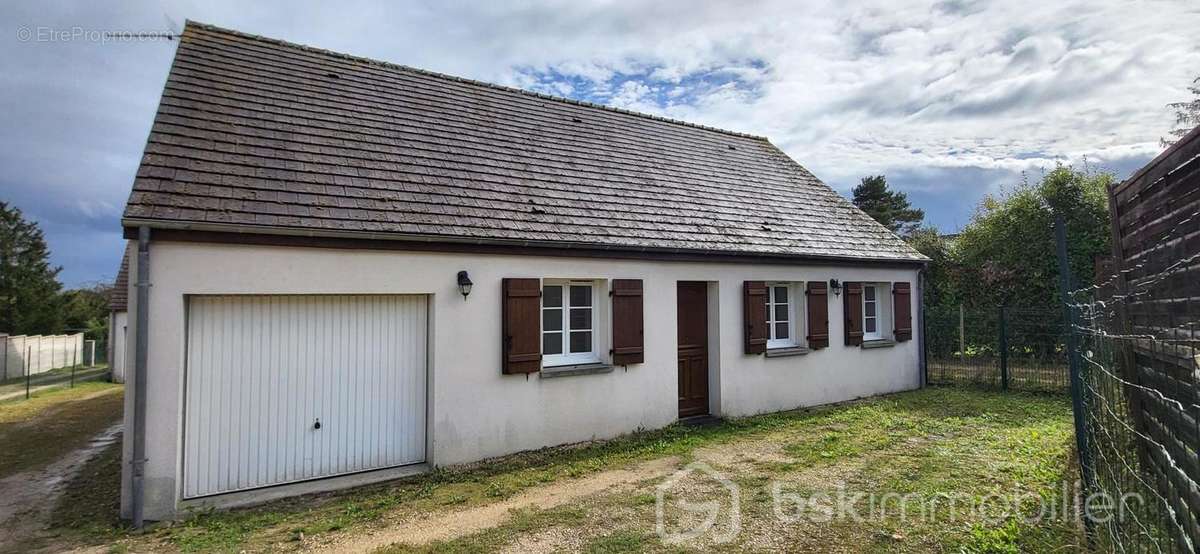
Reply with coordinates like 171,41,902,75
2,0,1199,286
609,80,653,108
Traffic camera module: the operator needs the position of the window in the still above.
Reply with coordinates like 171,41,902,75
863,284,880,340
542,280,598,366
861,283,891,341
765,282,803,349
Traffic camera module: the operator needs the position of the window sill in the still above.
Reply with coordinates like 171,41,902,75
862,339,896,349
540,362,613,379
765,346,810,358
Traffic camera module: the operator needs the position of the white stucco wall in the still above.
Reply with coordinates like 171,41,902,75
109,311,127,383
122,240,921,519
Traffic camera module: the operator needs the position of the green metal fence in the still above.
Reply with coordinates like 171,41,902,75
925,304,1069,393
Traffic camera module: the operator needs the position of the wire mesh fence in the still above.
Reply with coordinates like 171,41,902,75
1063,126,1200,552
1072,294,1197,552
925,304,1069,393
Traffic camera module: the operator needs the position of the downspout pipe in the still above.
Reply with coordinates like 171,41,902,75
917,266,928,389
131,226,150,528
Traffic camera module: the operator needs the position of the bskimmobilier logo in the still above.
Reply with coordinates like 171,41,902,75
655,461,741,544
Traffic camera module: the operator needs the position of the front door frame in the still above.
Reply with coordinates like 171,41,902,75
676,281,710,418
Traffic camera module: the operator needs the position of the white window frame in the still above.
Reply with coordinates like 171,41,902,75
541,279,600,367
766,281,803,349
861,283,890,341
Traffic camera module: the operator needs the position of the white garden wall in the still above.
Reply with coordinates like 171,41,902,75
1,333,86,380
122,240,921,519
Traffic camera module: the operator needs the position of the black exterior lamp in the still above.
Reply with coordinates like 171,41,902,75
829,278,842,296
457,270,473,300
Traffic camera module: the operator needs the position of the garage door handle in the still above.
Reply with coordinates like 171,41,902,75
313,418,321,430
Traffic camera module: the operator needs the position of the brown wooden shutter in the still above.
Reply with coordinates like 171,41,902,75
610,279,644,365
805,281,829,348
743,281,768,354
502,278,541,374
893,282,912,342
843,282,864,346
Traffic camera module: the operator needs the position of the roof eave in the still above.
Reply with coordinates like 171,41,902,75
121,218,929,267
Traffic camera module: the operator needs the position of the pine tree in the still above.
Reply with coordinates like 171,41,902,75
0,202,63,334
851,175,925,236
1164,75,1200,146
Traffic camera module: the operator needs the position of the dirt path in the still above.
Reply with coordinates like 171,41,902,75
0,422,122,552
321,456,682,552
320,436,799,552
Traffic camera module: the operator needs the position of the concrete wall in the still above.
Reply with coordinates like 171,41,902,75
122,240,921,519
2,333,86,380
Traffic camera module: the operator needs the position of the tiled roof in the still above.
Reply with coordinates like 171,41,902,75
110,245,129,312
122,22,926,263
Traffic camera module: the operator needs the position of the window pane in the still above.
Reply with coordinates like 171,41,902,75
570,331,592,353
543,332,562,355
775,322,789,339
865,317,877,333
864,302,876,317
864,286,875,301
774,286,788,303
543,308,562,331
570,307,592,330
774,304,789,322
570,285,592,307
543,285,562,307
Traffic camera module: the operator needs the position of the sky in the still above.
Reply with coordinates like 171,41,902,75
2,1,1198,287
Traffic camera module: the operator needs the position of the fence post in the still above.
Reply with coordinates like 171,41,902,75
25,345,31,400
1055,215,1097,542
958,304,965,359
71,347,77,388
999,305,1009,391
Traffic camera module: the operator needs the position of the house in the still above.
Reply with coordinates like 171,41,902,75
118,22,928,521
108,248,129,383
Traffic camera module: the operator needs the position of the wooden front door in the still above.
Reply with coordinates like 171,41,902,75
677,282,709,418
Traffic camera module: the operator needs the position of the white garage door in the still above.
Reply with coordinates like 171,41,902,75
182,295,427,498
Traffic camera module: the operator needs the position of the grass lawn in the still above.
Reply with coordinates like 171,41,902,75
0,364,105,386
0,364,111,399
0,381,123,479
51,387,1082,553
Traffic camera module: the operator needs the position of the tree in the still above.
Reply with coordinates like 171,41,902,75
1164,75,1200,146
905,226,954,307
851,175,925,236
0,202,63,334
952,165,1112,311
61,282,112,348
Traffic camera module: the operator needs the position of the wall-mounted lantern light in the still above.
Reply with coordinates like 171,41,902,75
829,278,842,297
457,270,473,300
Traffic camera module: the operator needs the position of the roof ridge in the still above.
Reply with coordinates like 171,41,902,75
183,20,770,142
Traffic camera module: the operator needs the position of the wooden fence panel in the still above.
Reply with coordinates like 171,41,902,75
1098,124,1200,551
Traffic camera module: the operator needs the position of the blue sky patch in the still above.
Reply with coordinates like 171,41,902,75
515,59,768,110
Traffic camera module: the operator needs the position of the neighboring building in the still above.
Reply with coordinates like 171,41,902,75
108,248,130,383
119,22,928,520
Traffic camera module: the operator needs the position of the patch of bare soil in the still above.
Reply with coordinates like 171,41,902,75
693,434,795,468
318,456,681,552
0,423,122,552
